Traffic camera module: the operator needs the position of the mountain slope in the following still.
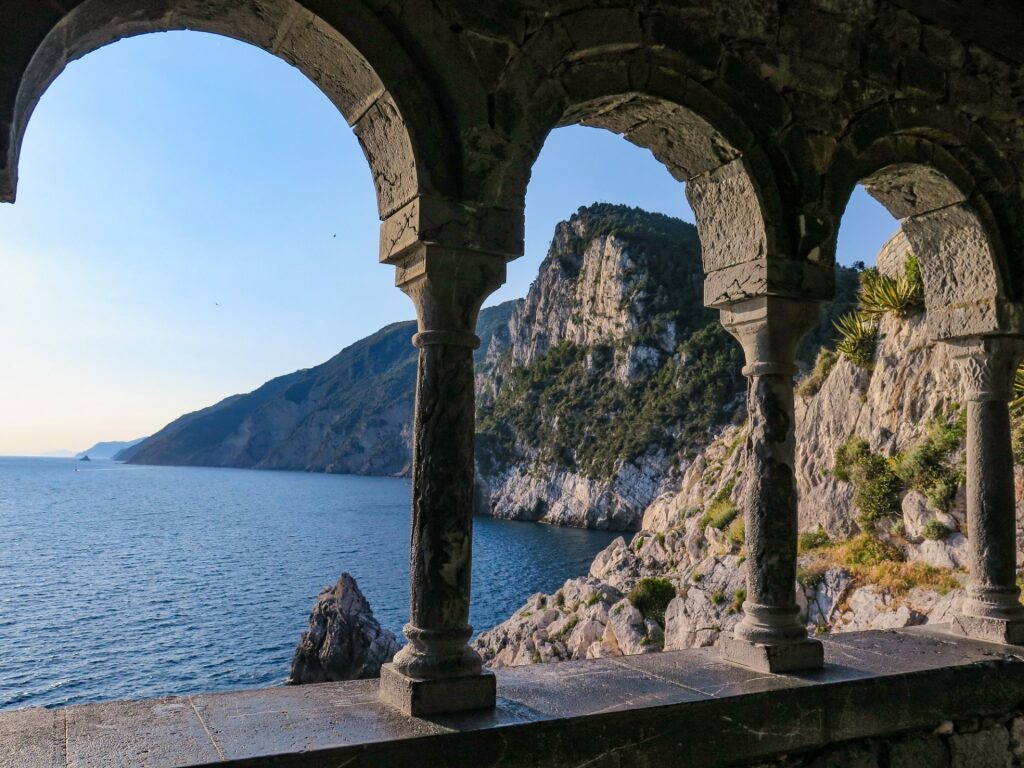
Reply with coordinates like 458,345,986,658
475,204,858,530
122,302,516,475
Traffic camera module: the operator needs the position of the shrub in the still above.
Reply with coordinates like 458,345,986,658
834,436,902,528
894,412,966,513
798,527,831,553
797,561,830,589
709,590,725,606
839,534,904,567
726,516,746,548
730,588,747,614
1012,363,1024,417
834,312,877,369
797,348,838,398
921,520,952,541
627,577,677,624
701,500,738,531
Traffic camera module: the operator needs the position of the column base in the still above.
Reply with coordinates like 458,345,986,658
379,663,496,717
719,634,823,673
951,614,1024,645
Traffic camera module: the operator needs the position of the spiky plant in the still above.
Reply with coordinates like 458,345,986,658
835,312,877,369
858,256,924,318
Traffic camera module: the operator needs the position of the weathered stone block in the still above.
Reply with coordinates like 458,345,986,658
719,635,823,673
951,615,1024,646
949,726,1011,768
888,735,949,768
379,664,496,717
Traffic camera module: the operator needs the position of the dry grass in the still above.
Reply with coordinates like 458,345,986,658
797,534,962,597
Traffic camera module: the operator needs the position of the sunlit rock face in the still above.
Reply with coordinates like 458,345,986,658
289,573,401,683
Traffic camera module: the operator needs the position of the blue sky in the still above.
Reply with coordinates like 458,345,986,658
0,32,897,455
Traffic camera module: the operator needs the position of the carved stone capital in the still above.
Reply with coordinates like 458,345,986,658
719,296,821,376
394,245,506,345
947,336,1024,402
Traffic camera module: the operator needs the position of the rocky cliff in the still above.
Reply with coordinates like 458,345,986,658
475,231,1015,668
289,573,401,683
121,303,514,475
474,204,857,530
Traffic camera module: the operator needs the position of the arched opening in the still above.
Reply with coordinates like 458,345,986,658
473,84,843,664
0,28,414,710
794,153,1018,636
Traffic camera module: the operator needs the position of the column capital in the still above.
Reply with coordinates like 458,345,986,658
394,244,506,345
947,336,1024,402
719,296,821,376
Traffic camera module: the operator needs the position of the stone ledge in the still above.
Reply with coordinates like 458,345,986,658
5,627,1024,768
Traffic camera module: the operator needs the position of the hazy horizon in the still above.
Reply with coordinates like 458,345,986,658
0,32,897,457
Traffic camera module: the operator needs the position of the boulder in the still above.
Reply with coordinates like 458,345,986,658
289,573,401,684
909,533,969,569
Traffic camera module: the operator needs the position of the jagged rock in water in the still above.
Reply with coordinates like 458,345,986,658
289,573,400,683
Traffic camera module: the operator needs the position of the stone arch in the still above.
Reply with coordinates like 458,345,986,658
0,0,456,224
488,12,829,308
827,103,1024,340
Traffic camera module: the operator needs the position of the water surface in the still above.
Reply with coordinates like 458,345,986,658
0,457,619,709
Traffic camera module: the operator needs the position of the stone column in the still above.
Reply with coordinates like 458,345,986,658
379,245,505,716
717,297,824,672
949,337,1024,645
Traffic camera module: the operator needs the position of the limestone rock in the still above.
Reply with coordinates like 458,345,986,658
802,568,853,627
908,534,969,570
664,556,746,650
289,573,401,684
903,491,960,541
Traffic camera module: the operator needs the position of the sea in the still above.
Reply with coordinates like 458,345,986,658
0,457,621,710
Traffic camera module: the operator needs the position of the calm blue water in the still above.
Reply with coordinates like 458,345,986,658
0,457,618,710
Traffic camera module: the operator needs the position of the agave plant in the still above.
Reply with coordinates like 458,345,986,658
858,254,924,318
834,312,877,369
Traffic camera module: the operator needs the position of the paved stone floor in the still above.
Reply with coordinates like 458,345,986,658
4,625,1024,767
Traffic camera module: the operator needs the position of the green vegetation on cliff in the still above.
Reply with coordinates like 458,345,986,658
478,204,862,483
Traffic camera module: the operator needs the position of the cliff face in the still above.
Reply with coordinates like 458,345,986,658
474,205,742,530
474,204,856,531
122,303,514,475
476,231,1020,668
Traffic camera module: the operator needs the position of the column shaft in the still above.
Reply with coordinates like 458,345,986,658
950,336,1024,645
398,338,481,679
964,398,1020,616
379,245,504,715
717,297,823,672
737,369,805,645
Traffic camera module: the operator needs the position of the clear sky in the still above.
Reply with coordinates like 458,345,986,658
0,32,897,456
